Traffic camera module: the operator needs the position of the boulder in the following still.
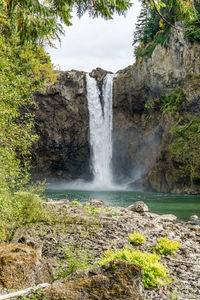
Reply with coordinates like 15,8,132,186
0,243,51,289
84,199,107,207
154,214,177,222
190,215,199,221
128,201,149,213
42,260,144,300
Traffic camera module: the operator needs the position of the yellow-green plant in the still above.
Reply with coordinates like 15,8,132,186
84,205,100,215
99,246,170,288
156,238,182,256
128,231,146,245
71,200,79,205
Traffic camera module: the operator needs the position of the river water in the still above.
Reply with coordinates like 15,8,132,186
45,188,200,221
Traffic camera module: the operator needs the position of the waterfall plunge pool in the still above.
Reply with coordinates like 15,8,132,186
44,188,200,221
44,74,200,222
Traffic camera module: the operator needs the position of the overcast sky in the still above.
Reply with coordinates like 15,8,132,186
47,1,141,73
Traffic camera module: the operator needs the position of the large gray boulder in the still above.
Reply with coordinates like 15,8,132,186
42,260,144,300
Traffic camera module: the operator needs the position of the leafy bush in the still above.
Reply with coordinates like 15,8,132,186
54,245,89,279
0,188,47,240
185,20,200,43
99,246,170,288
170,117,200,184
21,288,48,300
84,205,100,215
135,27,171,59
156,238,182,256
128,231,146,245
161,89,185,115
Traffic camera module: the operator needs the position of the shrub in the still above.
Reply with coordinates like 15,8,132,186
161,89,185,116
54,245,89,279
128,231,146,245
99,246,170,288
170,116,200,184
84,205,99,215
71,200,79,205
185,19,200,43
0,188,47,240
156,238,182,256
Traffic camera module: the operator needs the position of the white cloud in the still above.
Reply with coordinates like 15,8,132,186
47,2,141,72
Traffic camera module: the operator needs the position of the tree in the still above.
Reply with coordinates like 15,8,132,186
4,0,199,45
133,2,160,46
5,0,132,44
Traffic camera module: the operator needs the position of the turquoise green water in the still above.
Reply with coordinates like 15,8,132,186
45,188,200,221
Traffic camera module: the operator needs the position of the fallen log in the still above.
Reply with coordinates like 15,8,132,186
0,283,50,300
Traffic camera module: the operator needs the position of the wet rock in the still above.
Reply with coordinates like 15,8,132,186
89,67,112,91
128,177,153,192
42,260,144,300
128,201,149,213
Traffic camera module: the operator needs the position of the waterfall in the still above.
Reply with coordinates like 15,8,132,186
86,73,115,189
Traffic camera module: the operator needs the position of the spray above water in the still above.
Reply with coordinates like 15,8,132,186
86,73,116,189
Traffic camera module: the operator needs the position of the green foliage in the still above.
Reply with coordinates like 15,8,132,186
54,245,89,279
185,20,200,42
133,0,175,59
128,231,146,244
0,24,57,193
0,187,48,240
145,88,200,185
170,117,200,184
156,238,182,256
133,4,160,46
161,89,185,115
145,97,160,112
71,200,79,205
0,4,58,240
21,288,48,300
5,0,132,45
99,246,170,288
168,290,179,300
133,0,199,59
184,1,200,42
83,205,100,215
134,27,171,59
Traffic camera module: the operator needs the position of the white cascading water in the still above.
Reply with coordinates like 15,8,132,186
86,73,116,189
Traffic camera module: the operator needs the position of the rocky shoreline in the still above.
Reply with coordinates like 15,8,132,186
0,199,199,299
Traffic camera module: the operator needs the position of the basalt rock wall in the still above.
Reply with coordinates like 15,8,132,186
32,24,200,193
112,23,200,193
31,70,90,180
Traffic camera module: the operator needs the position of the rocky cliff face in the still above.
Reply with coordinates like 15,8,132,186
113,24,200,193
32,25,200,193
31,70,90,180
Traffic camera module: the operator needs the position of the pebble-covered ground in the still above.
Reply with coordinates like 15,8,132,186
10,199,200,300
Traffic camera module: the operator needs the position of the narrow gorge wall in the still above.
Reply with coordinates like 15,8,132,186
32,25,200,193
31,71,90,180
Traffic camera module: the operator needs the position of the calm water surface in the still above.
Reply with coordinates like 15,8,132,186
45,188,200,221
